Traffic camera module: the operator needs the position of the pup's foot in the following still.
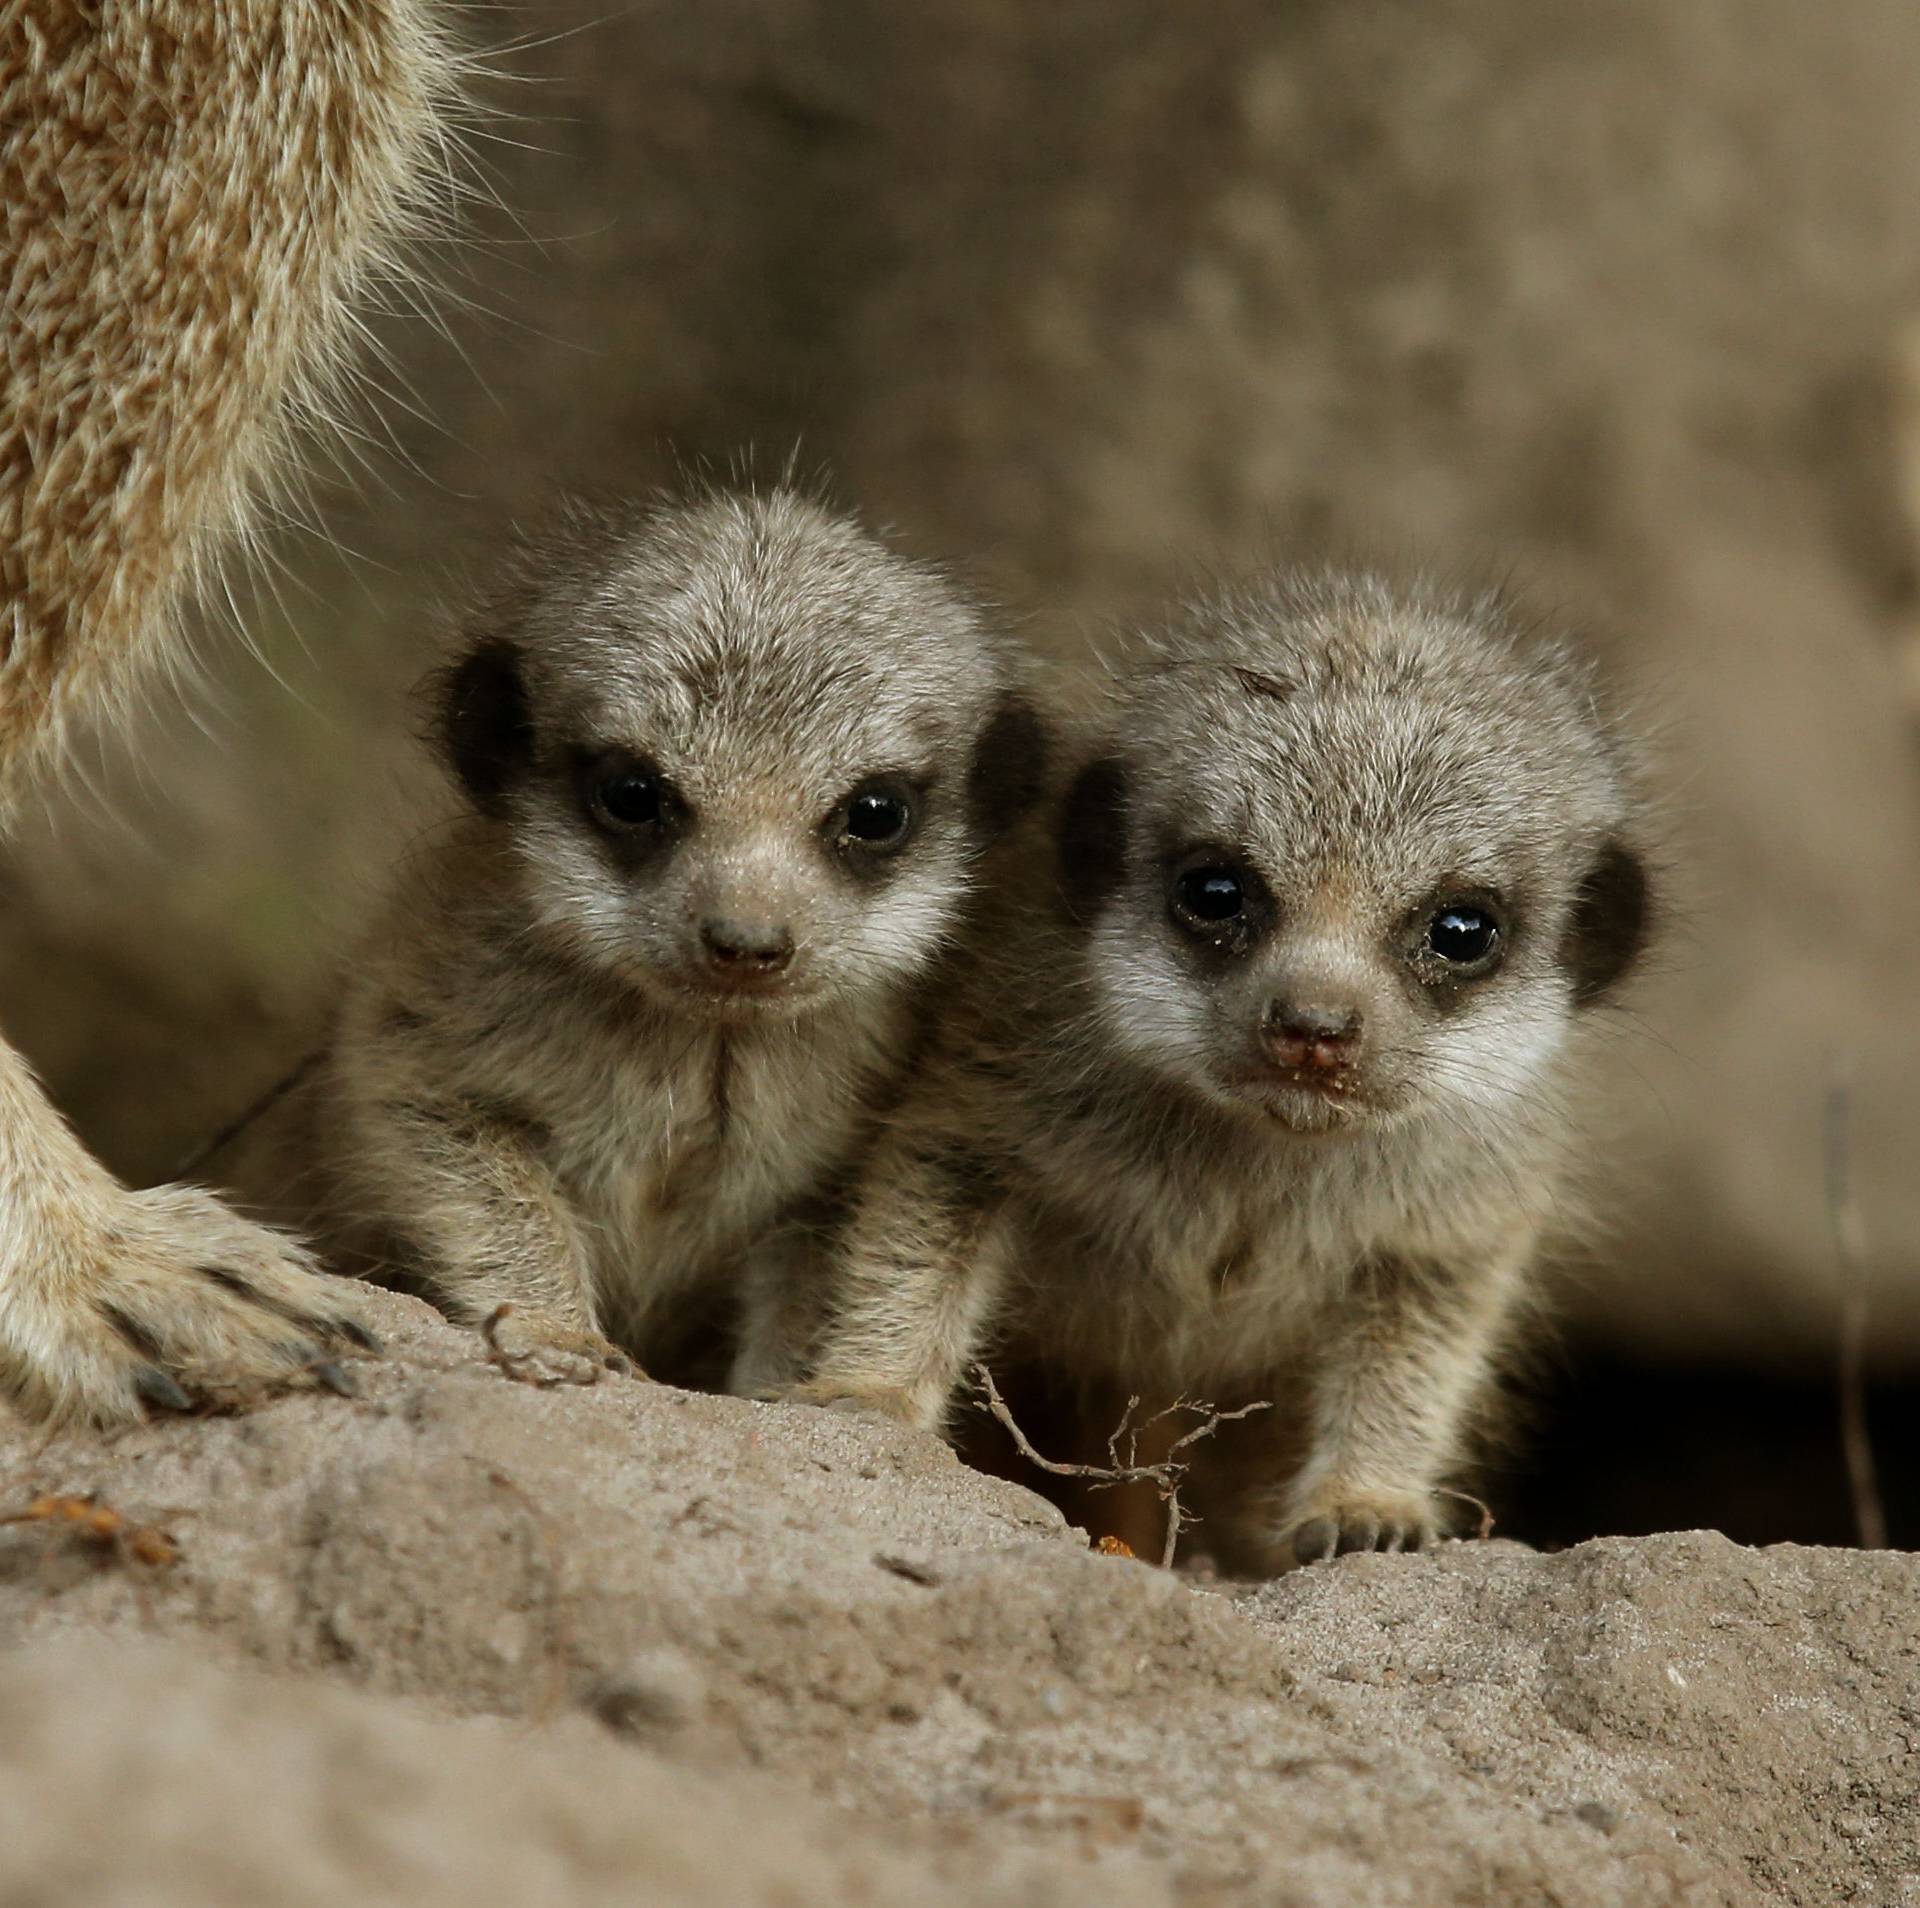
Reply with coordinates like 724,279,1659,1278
776,1378,936,1430
479,1305,642,1388
1279,1488,1443,1570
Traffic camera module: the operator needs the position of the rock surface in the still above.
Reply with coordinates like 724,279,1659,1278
7,0,1920,1371
0,1289,1912,1906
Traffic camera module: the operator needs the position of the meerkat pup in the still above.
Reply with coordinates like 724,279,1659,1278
234,487,1042,1377
777,568,1652,1572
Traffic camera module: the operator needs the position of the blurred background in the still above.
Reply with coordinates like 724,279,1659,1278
6,0,1917,1546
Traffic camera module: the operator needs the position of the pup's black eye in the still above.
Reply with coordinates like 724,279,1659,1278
1174,866,1245,924
832,782,916,856
594,769,664,828
1425,905,1500,966
846,790,911,843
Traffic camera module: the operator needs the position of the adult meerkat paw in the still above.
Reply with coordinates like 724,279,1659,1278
0,1184,378,1429
478,1306,643,1387
777,1378,937,1430
1280,1489,1443,1569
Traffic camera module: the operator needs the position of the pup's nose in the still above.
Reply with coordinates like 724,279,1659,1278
700,918,794,973
1263,999,1363,1073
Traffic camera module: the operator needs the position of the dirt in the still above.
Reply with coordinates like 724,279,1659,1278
0,1287,1911,1906
4,6,1919,1892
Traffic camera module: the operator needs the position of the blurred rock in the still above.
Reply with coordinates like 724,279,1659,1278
0,1289,1911,1906
7,0,1920,1378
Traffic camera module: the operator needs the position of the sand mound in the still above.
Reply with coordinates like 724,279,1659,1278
0,1288,1909,1905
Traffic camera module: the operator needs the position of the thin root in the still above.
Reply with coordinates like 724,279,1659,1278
970,1363,1270,1568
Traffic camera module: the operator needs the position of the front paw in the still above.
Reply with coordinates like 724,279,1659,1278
479,1306,643,1388
1279,1488,1443,1569
0,1183,378,1428
774,1378,934,1430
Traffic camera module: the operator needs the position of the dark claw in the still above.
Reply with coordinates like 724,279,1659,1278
310,1361,358,1398
335,1317,381,1353
1333,1513,1381,1557
103,1303,166,1362
134,1366,194,1413
204,1267,345,1349
1290,1517,1339,1564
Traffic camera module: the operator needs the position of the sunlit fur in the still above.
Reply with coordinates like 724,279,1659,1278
1,0,470,798
0,2,462,1427
235,489,1037,1376
780,569,1653,1573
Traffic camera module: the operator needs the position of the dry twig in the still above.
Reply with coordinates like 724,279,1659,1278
1433,1487,1496,1541
1823,1059,1887,1550
169,1048,324,1180
970,1363,1270,1567
0,1492,183,1571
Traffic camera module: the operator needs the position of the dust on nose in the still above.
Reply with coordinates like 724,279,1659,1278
1263,998,1363,1074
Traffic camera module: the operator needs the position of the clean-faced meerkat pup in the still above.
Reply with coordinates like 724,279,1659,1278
3,4,455,1424
233,487,1043,1377
776,568,1651,1572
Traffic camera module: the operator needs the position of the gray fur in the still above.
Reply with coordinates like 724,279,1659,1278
776,568,1652,1573
238,488,1033,1375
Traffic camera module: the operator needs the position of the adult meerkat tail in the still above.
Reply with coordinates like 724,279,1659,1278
0,0,460,792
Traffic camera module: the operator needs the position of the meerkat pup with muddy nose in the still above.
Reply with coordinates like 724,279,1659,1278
777,568,1652,1572
235,487,1041,1377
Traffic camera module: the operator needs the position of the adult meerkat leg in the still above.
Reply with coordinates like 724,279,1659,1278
772,1143,1013,1434
0,3,453,1423
0,1043,376,1425
1248,1239,1533,1571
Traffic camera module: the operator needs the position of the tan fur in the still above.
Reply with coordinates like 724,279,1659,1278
231,490,1040,1378
773,570,1653,1573
0,4,454,1424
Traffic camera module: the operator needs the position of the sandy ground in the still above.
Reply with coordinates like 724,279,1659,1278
0,1287,1911,1906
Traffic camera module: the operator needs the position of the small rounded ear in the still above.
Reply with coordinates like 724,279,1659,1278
1562,836,1651,1005
437,639,534,817
1058,757,1130,923
965,695,1051,839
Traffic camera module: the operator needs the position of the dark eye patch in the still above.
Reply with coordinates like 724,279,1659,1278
573,748,684,861
966,696,1051,839
826,774,923,876
1164,847,1273,956
1058,758,1130,923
